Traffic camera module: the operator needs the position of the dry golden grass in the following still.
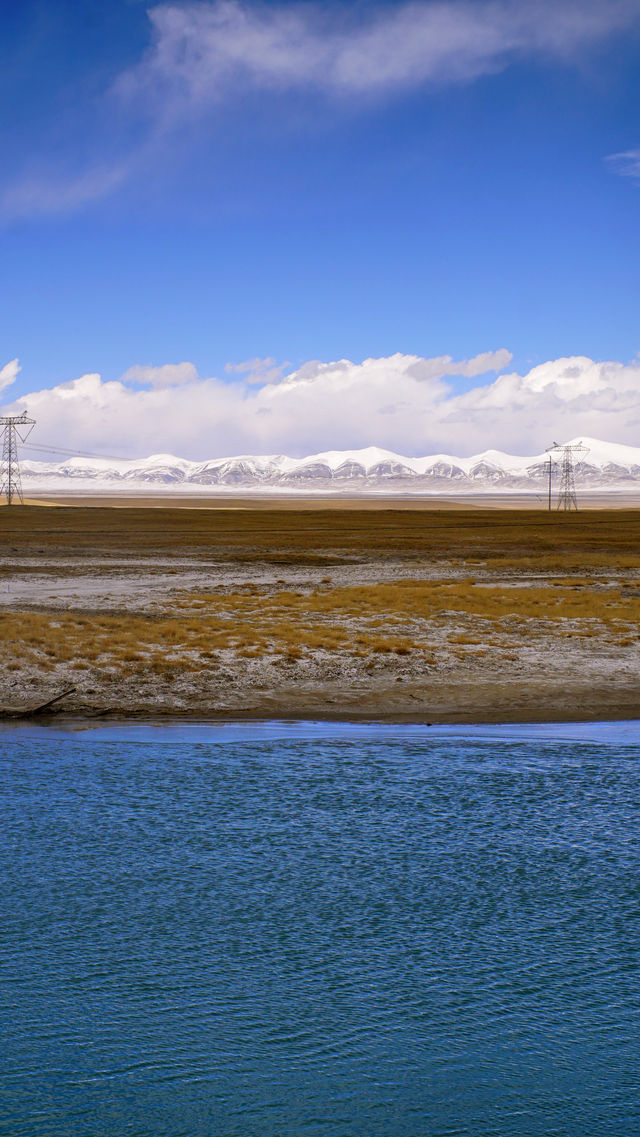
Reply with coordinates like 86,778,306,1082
1,571,639,681
2,507,639,687
165,578,640,628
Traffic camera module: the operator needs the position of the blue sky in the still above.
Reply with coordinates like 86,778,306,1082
2,0,640,456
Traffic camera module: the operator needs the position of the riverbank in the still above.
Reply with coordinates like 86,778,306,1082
1,504,639,724
3,680,640,726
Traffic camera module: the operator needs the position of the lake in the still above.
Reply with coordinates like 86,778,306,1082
1,720,639,1136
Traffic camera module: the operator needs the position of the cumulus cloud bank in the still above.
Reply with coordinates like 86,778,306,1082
2,349,640,459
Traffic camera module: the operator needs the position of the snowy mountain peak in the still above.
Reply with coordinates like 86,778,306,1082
16,438,640,493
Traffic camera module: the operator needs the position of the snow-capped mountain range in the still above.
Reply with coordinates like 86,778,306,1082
18,437,640,493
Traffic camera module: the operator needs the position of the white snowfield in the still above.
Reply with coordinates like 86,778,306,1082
17,436,640,493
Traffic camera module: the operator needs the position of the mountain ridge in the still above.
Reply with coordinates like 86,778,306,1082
17,436,640,492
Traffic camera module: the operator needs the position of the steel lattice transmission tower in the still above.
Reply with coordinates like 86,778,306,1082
0,411,35,505
545,440,588,511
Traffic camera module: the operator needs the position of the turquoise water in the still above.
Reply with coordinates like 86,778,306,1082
1,720,639,1136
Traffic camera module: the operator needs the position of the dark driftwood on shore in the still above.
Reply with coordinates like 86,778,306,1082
0,687,76,720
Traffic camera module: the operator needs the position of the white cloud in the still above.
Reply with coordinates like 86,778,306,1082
0,358,20,394
120,0,640,113
607,148,640,182
455,347,514,377
225,357,276,374
7,349,640,459
5,0,638,218
225,357,289,384
0,165,129,219
404,348,513,382
120,362,198,388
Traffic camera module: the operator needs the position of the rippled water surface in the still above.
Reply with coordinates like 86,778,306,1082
2,720,640,1136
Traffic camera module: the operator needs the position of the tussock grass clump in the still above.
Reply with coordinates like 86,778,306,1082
1,562,638,683
178,577,640,630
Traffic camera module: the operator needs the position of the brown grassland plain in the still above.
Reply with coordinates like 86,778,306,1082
1,504,640,722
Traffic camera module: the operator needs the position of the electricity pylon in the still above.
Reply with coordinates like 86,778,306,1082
545,440,588,511
0,412,35,505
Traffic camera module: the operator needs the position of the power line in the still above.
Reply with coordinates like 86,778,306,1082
23,441,132,462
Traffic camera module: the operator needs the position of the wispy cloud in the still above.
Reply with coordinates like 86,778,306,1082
120,362,198,389
225,357,289,384
606,147,640,181
4,0,640,218
0,165,129,220
122,0,640,110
